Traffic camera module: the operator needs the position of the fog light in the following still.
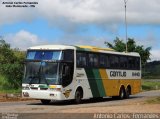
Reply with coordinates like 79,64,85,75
23,92,29,97
50,94,54,96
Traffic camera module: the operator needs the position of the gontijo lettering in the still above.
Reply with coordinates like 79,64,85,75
110,71,126,77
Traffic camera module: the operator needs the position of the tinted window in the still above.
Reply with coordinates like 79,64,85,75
120,56,128,69
76,52,87,67
88,53,99,67
135,57,140,70
128,57,140,70
27,50,62,60
99,54,110,68
63,50,74,62
109,55,119,68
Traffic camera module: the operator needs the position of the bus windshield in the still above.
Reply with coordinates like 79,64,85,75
23,62,60,85
26,50,62,60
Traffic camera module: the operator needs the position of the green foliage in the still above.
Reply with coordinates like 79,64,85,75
105,37,151,66
142,81,160,91
142,61,160,79
0,74,10,90
0,38,25,89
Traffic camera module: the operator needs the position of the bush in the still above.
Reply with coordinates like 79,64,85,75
0,39,25,90
0,75,10,90
0,63,23,89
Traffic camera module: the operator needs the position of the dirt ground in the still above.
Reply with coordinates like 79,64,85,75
0,93,33,102
59,103,160,113
0,91,159,114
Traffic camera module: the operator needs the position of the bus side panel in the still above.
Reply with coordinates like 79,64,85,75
99,69,119,96
85,69,106,97
75,68,93,99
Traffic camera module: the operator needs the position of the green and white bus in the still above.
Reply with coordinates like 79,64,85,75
22,45,141,104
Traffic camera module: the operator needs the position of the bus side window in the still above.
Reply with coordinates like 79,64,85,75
109,55,119,69
128,57,137,70
63,50,74,62
120,56,128,69
88,53,99,68
76,52,87,67
100,54,107,68
136,57,140,70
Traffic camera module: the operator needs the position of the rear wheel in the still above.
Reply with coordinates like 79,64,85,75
41,99,51,105
125,87,130,99
75,90,82,104
118,87,125,100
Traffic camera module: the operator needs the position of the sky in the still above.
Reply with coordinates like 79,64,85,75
0,0,160,61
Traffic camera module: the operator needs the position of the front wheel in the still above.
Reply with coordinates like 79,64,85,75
41,99,51,105
75,90,82,104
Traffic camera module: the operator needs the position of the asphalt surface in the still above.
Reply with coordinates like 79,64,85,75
0,90,159,113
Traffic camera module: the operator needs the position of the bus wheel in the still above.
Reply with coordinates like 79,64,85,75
41,99,51,105
118,87,125,100
75,89,82,104
125,87,130,99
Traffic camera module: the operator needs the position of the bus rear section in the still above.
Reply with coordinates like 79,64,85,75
75,46,141,100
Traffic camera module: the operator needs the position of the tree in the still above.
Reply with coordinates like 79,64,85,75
105,37,151,66
0,37,25,89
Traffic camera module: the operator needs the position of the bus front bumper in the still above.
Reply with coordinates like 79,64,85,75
22,90,65,100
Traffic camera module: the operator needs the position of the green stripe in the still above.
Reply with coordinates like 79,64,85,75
92,69,106,97
39,84,48,88
85,69,100,97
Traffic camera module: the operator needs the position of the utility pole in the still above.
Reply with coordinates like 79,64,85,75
124,0,128,52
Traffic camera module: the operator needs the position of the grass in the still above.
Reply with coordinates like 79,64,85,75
0,88,21,94
142,81,160,91
145,97,160,104
0,74,21,94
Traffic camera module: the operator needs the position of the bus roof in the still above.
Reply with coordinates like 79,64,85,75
28,45,76,50
28,45,140,57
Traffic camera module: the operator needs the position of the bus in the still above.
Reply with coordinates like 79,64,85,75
22,45,141,104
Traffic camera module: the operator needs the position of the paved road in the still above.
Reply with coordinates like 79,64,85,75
0,90,159,114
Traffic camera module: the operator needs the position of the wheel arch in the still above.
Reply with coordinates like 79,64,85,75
126,85,132,95
75,86,83,98
119,84,125,91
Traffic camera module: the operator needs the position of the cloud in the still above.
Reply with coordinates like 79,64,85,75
4,30,159,62
5,30,47,50
1,0,160,26
150,50,160,61
1,0,160,61
51,34,108,48
4,30,108,50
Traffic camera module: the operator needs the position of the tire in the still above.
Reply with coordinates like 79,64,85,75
112,96,118,100
118,87,125,100
125,87,130,99
75,90,82,104
41,99,51,105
